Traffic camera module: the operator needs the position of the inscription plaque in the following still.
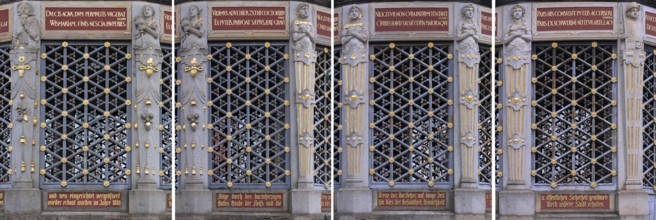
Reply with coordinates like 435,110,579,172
377,191,447,210
334,12,339,37
481,11,492,36
317,11,331,37
485,192,491,209
374,8,449,32
44,7,129,31
211,7,286,31
0,191,4,208
167,193,172,209
0,9,8,33
46,192,122,208
216,193,284,209
321,193,331,210
536,7,613,32
646,11,656,36
539,193,611,211
164,11,174,36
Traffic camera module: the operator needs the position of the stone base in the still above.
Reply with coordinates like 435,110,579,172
4,188,41,214
176,189,211,215
335,188,372,214
128,189,166,215
498,190,535,216
454,188,486,215
291,189,321,214
617,190,649,220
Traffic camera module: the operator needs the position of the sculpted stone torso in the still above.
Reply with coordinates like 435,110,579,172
180,6,207,53
342,6,367,66
504,6,531,70
457,5,480,67
134,9,160,51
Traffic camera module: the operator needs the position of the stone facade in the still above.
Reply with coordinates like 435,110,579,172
0,1,172,219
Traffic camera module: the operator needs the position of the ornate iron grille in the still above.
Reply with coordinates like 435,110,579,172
314,46,331,189
478,45,493,185
333,48,342,187
644,46,656,190
370,42,453,188
0,44,11,185
208,42,289,189
161,45,173,188
532,42,616,189
41,41,132,188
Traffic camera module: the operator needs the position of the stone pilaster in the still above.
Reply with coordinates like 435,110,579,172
335,4,372,215
453,3,485,218
498,3,535,217
128,2,166,217
617,3,649,220
175,2,211,216
289,2,321,216
4,1,42,215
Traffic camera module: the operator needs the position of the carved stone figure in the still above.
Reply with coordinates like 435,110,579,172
504,5,531,70
12,2,40,50
624,3,644,66
292,3,317,64
457,4,480,67
341,6,367,66
134,5,161,51
180,5,206,53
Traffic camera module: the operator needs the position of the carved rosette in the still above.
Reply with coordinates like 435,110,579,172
343,89,365,109
508,133,525,150
345,131,363,148
507,91,526,111
296,88,317,108
460,90,478,109
461,131,477,148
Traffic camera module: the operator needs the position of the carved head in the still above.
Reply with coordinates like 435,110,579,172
17,2,34,20
188,5,201,18
296,3,310,19
142,5,155,18
511,5,525,20
349,6,362,21
462,4,475,19
626,3,640,20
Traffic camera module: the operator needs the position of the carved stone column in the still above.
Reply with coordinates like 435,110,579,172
289,2,321,215
334,4,373,214
617,3,649,219
175,2,211,216
5,1,42,215
498,4,535,217
453,3,485,217
129,2,166,216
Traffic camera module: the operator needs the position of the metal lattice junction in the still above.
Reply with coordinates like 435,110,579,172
333,48,342,187
478,45,493,185
370,42,453,188
532,42,617,188
208,42,290,189
644,46,656,190
41,41,132,188
0,44,11,185
314,46,332,189
161,45,173,188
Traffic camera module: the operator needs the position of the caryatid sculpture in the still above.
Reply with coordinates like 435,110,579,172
179,4,208,180
503,4,531,183
622,2,645,187
133,4,164,181
292,3,317,179
10,2,40,182
341,6,367,178
456,3,480,184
